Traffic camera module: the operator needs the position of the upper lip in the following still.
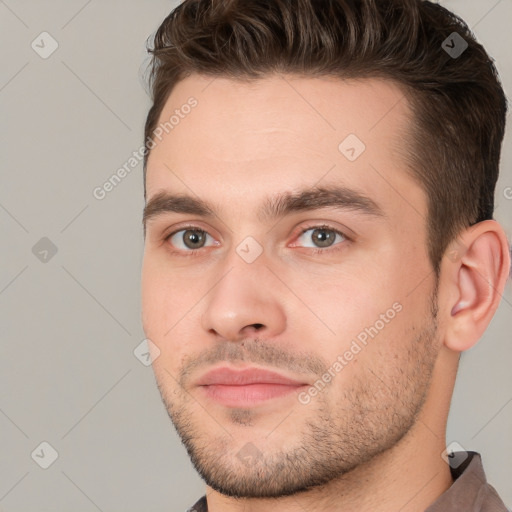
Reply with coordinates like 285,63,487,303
196,366,307,386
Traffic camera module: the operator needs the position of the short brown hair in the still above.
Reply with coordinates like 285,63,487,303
142,0,507,277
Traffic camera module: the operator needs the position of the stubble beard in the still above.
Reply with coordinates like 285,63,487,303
155,294,440,499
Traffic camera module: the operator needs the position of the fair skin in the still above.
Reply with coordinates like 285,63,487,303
141,74,510,512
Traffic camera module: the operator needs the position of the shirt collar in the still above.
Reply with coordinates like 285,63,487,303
425,451,490,511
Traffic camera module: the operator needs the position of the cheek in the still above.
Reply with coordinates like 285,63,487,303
141,258,202,355
141,259,162,335
141,257,180,336
298,266,398,324
302,271,411,366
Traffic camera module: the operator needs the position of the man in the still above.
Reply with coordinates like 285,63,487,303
140,0,511,510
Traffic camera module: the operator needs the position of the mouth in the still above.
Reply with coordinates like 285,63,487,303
200,382,308,407
195,366,310,407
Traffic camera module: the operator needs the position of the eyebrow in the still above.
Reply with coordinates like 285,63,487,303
142,185,386,231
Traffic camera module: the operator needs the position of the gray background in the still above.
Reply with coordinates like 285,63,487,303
1,1,511,510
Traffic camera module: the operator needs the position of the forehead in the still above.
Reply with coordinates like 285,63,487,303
145,73,426,227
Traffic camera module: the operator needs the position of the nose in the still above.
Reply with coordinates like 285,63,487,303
200,262,287,343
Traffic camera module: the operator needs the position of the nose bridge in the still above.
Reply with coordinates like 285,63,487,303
200,244,286,342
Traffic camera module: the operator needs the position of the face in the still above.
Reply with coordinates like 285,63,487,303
141,74,441,498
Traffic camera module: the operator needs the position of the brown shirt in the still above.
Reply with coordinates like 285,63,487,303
187,452,509,511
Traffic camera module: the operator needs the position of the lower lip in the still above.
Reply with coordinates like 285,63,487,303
200,383,306,407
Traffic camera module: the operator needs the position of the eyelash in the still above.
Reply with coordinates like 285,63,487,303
164,223,350,258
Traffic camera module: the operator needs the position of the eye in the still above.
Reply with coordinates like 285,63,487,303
293,224,348,251
166,226,218,253
164,223,349,257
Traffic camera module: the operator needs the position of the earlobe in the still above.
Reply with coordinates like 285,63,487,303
443,220,511,353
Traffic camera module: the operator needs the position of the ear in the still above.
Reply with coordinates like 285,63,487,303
442,220,511,352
